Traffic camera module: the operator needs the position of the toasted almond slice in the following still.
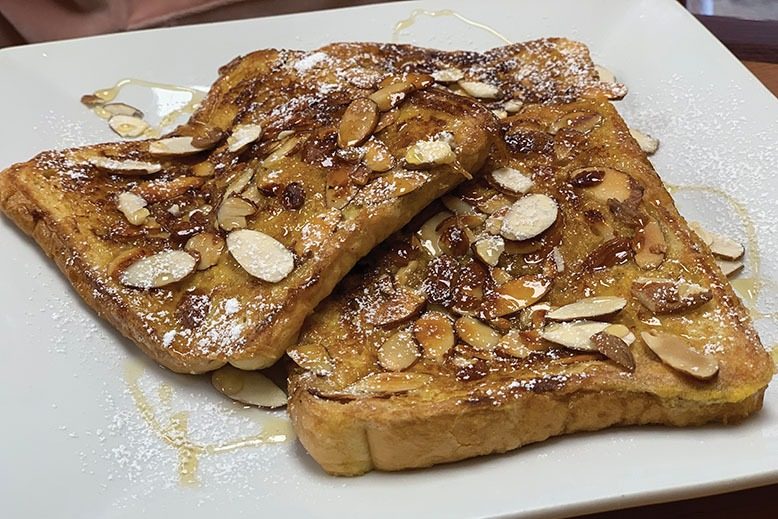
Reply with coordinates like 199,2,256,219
287,343,334,376
541,320,611,351
500,194,558,241
570,167,636,203
414,311,455,361
378,330,421,371
495,329,533,358
108,114,149,138
442,195,477,215
629,128,659,155
87,156,162,175
149,136,202,156
457,80,500,99
405,140,456,167
363,140,394,172
366,286,427,328
550,111,602,135
605,324,635,345
716,259,744,277
191,126,226,149
689,222,714,247
116,191,149,226
632,278,712,314
103,102,143,118
483,274,552,318
227,123,263,153
217,197,256,231
417,211,453,256
262,135,303,167
370,81,414,111
379,73,434,90
490,166,534,194
546,296,627,321
120,250,196,289
192,161,215,177
432,68,464,83
640,331,719,380
185,232,225,270
634,221,667,270
473,236,505,267
455,316,501,351
338,98,379,148
224,168,255,199
380,170,427,198
80,94,104,107
590,332,635,371
595,65,617,84
335,372,433,398
211,365,287,408
709,233,745,260
226,229,294,282
503,99,524,113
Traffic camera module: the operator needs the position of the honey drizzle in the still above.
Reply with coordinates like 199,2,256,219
392,9,513,44
89,78,206,138
124,362,293,485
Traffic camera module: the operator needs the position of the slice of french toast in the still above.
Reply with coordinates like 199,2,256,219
287,95,773,476
0,39,612,373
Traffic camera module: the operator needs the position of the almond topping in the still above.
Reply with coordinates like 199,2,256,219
338,98,379,147
227,123,263,153
381,170,428,198
191,126,225,149
103,102,143,118
634,221,667,270
341,372,433,397
148,136,202,156
442,195,477,215
640,331,719,380
482,274,551,318
550,111,602,135
457,80,500,99
405,140,456,167
570,167,638,203
490,166,534,194
595,65,617,84
287,343,334,376
117,191,150,226
605,324,636,346
108,115,149,138
217,197,256,231
689,222,714,247
716,259,744,277
500,194,558,241
120,250,196,289
132,176,204,203
87,156,162,175
503,99,524,113
455,316,501,351
432,68,464,83
211,365,287,408
414,311,455,361
629,128,659,155
369,81,414,111
363,140,394,172
226,229,294,282
366,286,427,328
709,232,745,260
473,236,505,266
185,232,225,270
378,330,421,371
546,296,627,321
631,278,712,314
417,211,453,256
262,135,303,167
495,330,533,358
590,332,635,371
541,320,611,351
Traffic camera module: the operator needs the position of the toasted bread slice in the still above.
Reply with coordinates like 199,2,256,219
288,96,773,476
0,39,611,373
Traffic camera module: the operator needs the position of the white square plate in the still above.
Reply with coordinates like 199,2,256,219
1,0,777,517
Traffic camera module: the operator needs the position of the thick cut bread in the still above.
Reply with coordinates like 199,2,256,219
288,96,772,475
0,39,612,373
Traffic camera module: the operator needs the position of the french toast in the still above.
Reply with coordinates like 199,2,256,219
287,95,773,475
0,39,614,374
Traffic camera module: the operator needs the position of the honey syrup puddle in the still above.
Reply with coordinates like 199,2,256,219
392,9,512,44
124,362,293,485
88,78,206,138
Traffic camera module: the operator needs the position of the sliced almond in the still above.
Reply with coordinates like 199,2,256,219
211,365,287,408
191,126,226,149
192,161,215,177
185,232,225,270
379,72,434,90
640,331,719,380
382,170,428,197
490,166,534,195
217,197,256,231
590,332,635,371
455,316,501,351
262,135,303,167
473,236,505,266
716,259,744,277
495,329,533,358
634,221,667,270
131,176,204,204
417,211,453,256
629,128,659,155
338,98,379,148
227,123,263,153
477,193,513,215
550,111,602,135
689,222,714,247
341,372,433,397
119,250,196,289
366,286,426,328
405,140,456,167
432,68,464,83
369,81,414,111
87,156,162,175
363,140,394,172
546,296,627,321
148,136,202,156
541,320,611,351
116,191,150,226
691,223,744,260
442,195,477,215
570,167,636,203
226,229,294,282
500,194,558,241
287,343,334,376
457,80,500,99
103,102,143,118
377,330,421,371
80,94,104,107
631,278,712,314
595,65,617,84
605,324,636,345
108,115,149,138
414,311,455,361
224,168,255,199
482,274,552,318
503,99,524,113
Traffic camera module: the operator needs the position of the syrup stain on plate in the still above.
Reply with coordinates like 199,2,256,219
392,9,513,44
